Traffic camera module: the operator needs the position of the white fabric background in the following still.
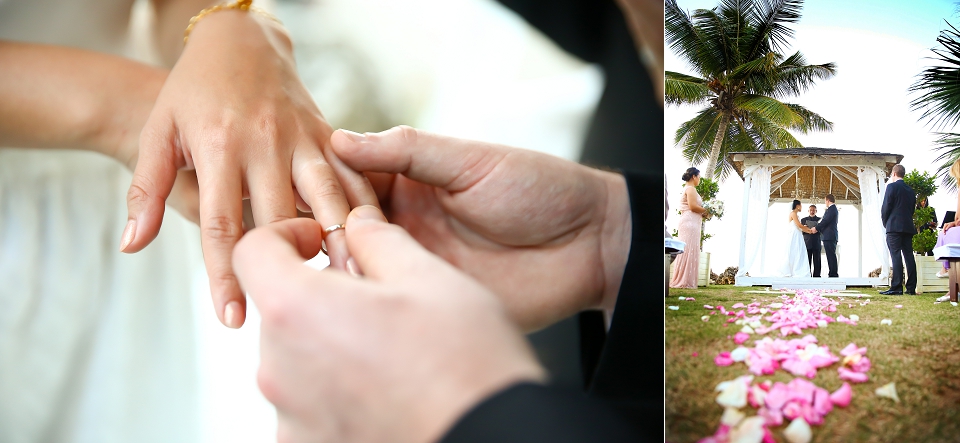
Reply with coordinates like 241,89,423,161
858,166,890,279
737,165,773,277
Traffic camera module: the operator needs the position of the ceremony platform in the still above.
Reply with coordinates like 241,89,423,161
734,276,886,290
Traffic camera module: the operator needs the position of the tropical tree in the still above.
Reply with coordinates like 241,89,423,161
665,0,836,179
909,23,960,192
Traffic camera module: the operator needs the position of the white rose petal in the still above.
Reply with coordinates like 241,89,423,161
729,416,766,443
668,306,680,310
759,308,769,314
880,319,892,325
702,315,711,322
749,320,763,329
849,314,860,322
720,407,746,426
816,320,828,328
730,346,750,362
783,418,813,443
875,382,900,403
769,303,783,309
740,325,755,334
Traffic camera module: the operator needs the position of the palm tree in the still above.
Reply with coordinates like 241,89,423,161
665,0,836,179
909,23,960,192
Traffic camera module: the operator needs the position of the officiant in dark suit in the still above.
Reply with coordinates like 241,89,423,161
880,164,918,295
814,195,839,278
801,205,822,277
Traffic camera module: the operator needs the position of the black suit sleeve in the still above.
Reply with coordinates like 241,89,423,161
881,185,894,228
441,172,651,443
817,208,836,232
439,383,640,443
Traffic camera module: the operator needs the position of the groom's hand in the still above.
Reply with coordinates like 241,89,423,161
233,210,544,443
330,126,632,331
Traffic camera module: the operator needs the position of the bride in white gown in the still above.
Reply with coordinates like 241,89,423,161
771,199,815,278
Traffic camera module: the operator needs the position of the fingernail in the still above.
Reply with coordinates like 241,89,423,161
119,219,136,252
340,129,366,142
350,205,384,222
346,257,362,277
224,301,242,329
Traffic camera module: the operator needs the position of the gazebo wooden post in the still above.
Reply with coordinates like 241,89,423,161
857,203,863,277
738,172,751,273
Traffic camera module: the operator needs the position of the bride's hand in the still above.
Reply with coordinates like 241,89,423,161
120,10,378,328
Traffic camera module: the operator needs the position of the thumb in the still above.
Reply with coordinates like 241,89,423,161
120,121,181,253
330,126,506,192
345,205,458,292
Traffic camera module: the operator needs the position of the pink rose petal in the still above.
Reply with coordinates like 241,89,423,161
849,355,871,373
782,400,803,420
894,304,902,308
840,343,867,357
732,302,745,309
829,382,852,407
715,352,734,366
734,332,750,344
838,367,869,383
704,305,715,310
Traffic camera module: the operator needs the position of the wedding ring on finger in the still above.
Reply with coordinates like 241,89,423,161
320,223,346,256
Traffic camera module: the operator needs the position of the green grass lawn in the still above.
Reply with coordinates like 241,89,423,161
666,286,960,443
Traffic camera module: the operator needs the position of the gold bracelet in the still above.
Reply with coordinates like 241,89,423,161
183,0,282,45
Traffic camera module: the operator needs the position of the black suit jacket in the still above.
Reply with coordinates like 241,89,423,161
881,180,917,234
800,215,821,248
441,172,656,442
816,205,839,242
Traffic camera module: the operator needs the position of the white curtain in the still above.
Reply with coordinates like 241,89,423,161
737,165,773,277
858,166,889,278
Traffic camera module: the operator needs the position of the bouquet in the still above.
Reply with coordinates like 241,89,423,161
704,200,724,220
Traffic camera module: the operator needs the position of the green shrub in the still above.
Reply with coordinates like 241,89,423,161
913,229,938,254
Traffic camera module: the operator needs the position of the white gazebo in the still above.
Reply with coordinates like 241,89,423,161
727,148,903,289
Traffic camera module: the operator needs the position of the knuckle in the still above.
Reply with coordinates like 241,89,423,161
256,366,285,407
126,182,152,207
315,176,345,200
395,125,419,146
202,215,243,244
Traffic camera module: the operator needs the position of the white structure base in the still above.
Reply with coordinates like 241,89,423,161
734,276,886,289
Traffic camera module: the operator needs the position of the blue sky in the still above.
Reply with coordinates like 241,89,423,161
673,0,956,48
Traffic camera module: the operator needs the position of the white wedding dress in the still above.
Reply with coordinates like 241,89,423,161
0,1,202,442
772,216,812,278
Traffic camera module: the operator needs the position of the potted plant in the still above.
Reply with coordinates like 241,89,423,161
902,169,944,293
697,178,723,285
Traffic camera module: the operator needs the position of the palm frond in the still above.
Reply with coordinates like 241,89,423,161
692,7,736,73
744,112,804,150
675,107,724,167
931,132,960,193
666,71,712,106
728,51,779,81
770,52,837,97
784,103,833,133
746,0,803,59
734,94,802,127
666,0,722,76
910,22,960,129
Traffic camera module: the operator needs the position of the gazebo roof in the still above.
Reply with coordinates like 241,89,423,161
726,147,904,204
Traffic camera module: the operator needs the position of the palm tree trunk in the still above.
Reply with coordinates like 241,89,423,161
703,113,731,179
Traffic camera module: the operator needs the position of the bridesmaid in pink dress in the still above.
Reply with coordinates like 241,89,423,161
671,167,708,288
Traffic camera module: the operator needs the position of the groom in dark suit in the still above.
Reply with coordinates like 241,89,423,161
815,194,839,278
880,164,917,295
